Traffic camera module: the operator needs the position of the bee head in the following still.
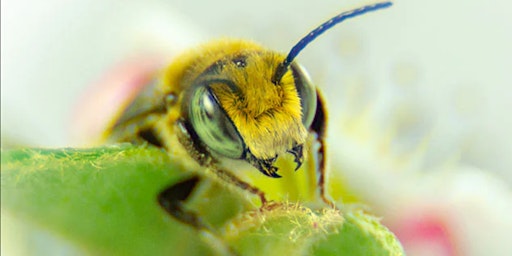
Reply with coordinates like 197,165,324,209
181,2,392,177
185,47,316,177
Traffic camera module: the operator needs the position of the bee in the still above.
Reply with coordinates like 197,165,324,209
104,2,392,231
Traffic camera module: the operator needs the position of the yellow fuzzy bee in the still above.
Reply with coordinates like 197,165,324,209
104,2,392,229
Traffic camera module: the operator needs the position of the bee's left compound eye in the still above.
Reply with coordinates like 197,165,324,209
188,86,245,159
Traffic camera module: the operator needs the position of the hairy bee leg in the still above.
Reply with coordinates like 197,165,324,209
177,119,268,205
211,167,267,206
310,91,335,207
158,176,239,256
316,136,334,208
313,129,332,207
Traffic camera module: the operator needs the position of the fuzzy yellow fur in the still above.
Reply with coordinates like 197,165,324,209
160,39,307,159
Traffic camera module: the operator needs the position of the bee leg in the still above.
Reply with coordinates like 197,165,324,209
211,167,268,206
310,91,335,208
176,119,268,206
158,176,239,255
158,176,211,230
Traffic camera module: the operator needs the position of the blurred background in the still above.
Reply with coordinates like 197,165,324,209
2,0,511,255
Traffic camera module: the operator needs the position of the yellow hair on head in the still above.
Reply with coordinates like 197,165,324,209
160,39,308,160
161,39,267,94
211,52,306,159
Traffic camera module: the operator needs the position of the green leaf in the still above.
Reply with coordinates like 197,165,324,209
1,145,403,255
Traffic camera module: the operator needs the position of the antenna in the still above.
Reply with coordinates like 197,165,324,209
272,1,393,84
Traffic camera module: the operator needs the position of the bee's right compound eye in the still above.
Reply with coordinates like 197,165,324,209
188,86,245,159
291,64,317,128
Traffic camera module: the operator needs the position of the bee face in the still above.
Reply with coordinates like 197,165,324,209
180,42,318,177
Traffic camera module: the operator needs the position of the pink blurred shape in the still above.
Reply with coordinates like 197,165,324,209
70,55,166,145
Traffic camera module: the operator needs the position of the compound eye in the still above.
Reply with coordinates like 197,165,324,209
188,86,245,159
291,63,317,128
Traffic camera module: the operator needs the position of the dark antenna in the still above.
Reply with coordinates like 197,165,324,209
272,1,393,84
